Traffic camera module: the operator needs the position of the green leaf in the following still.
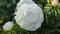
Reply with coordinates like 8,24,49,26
12,23,27,32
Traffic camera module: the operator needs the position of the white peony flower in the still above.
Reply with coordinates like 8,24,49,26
3,21,13,30
15,0,44,31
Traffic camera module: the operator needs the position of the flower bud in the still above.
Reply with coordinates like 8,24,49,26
3,21,13,30
52,0,59,6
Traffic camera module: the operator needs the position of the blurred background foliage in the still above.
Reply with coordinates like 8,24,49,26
0,0,60,34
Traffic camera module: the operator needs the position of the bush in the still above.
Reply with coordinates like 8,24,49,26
0,0,60,34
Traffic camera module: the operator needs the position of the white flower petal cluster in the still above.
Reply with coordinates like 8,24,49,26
15,0,44,31
3,21,13,30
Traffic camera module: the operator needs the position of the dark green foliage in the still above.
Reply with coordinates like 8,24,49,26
0,0,19,26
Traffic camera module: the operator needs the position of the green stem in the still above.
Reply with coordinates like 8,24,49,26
46,14,48,24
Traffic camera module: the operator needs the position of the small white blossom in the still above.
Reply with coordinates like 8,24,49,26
15,0,44,31
3,21,13,30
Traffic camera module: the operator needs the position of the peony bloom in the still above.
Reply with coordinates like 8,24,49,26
15,0,44,31
52,0,59,6
3,21,13,30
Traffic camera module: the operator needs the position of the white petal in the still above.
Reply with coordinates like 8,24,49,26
15,0,44,31
3,21,13,30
